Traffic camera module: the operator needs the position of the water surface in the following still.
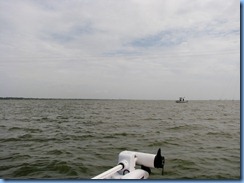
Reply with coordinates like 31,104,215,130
0,99,240,179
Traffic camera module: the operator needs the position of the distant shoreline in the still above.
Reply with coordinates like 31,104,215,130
0,97,104,100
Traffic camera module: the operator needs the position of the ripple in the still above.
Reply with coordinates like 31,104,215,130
46,150,63,155
0,99,240,179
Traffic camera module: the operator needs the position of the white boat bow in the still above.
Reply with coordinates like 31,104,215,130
92,148,165,179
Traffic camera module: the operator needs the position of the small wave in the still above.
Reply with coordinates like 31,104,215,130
204,118,217,120
170,158,199,171
206,131,232,138
162,141,181,146
11,160,78,178
46,160,78,175
148,141,164,147
0,156,13,161
41,117,48,120
12,163,38,177
103,134,117,139
23,128,43,133
168,125,191,130
8,127,22,131
8,127,42,133
19,134,33,139
1,134,33,142
46,150,63,155
167,123,202,131
169,125,184,130
80,134,96,138
114,132,129,136
73,116,85,119
57,115,69,120
143,118,162,121
1,137,20,142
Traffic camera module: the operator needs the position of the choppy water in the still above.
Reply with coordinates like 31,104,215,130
0,99,240,179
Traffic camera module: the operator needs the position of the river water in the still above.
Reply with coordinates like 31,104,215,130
0,99,240,179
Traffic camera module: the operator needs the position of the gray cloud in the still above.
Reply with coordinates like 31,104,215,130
0,0,240,99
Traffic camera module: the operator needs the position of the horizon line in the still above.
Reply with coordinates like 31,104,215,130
0,97,240,101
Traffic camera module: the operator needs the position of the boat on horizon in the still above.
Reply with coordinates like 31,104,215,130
176,97,188,103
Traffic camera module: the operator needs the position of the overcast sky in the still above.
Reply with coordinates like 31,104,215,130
0,0,240,100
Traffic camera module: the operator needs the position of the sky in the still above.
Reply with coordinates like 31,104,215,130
0,0,240,100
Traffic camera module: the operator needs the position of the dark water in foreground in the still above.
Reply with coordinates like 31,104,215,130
0,99,240,179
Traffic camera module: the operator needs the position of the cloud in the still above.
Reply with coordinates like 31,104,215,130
0,0,240,99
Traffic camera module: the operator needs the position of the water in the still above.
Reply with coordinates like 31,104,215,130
0,99,240,179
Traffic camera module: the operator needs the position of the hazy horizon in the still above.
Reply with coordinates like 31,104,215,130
0,96,240,101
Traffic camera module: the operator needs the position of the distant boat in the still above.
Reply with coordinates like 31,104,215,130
176,97,188,103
